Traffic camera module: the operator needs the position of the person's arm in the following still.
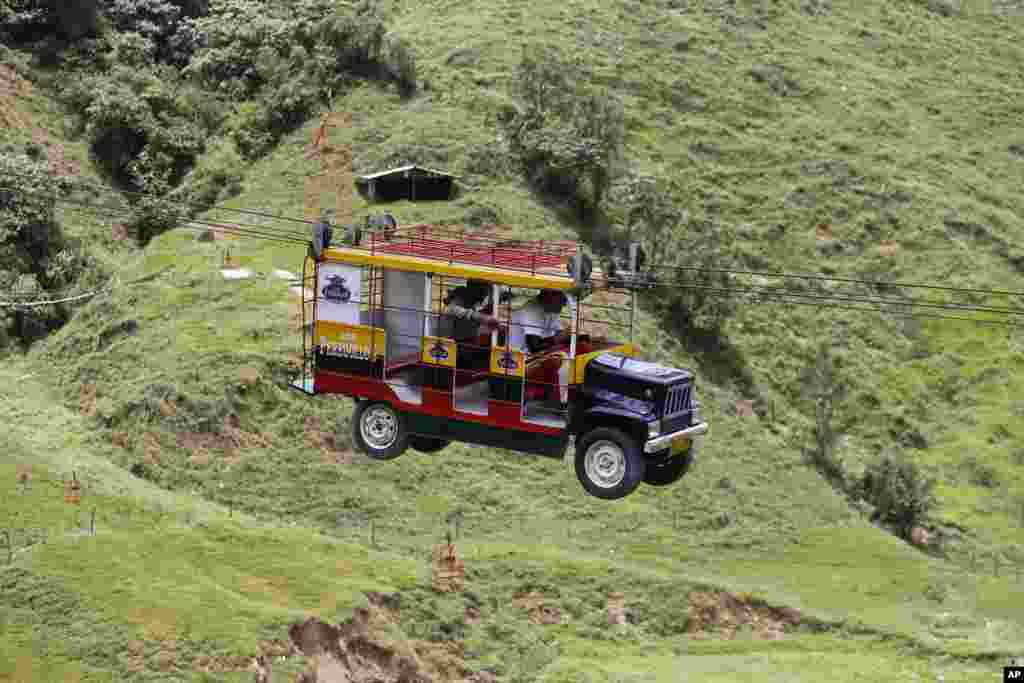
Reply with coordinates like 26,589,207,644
445,302,498,329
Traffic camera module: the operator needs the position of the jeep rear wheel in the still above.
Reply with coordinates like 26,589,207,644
575,427,645,500
643,442,696,486
352,401,409,460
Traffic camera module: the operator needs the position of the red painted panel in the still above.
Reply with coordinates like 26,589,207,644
314,370,562,436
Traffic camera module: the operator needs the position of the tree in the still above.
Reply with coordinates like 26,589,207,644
859,451,935,538
0,149,75,349
608,174,738,336
502,45,624,219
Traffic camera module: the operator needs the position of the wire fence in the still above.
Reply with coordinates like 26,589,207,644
4,471,1023,585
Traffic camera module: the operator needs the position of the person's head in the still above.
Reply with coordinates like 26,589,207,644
538,289,567,314
464,279,491,304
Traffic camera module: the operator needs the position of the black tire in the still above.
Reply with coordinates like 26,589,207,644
410,436,449,453
351,401,409,460
643,441,697,486
574,427,645,500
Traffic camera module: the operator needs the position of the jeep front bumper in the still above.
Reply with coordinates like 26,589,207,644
643,422,708,454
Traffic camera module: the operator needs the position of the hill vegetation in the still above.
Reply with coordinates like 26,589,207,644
2,0,1024,680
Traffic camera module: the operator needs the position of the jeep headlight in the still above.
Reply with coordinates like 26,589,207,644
648,420,661,438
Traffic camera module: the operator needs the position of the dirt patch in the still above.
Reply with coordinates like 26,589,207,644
124,606,178,642
143,432,162,465
239,366,261,385
79,382,97,417
512,591,561,625
286,596,470,683
289,618,411,682
176,414,272,464
606,592,627,626
686,591,801,640
192,654,252,674
878,240,900,257
239,575,292,606
305,415,354,465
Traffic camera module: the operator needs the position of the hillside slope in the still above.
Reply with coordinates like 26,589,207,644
3,0,1024,680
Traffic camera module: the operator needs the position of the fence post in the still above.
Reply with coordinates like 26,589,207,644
2,530,10,564
90,509,96,536
370,518,376,548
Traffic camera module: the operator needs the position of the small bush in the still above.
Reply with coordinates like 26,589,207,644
858,452,935,537
124,195,188,246
226,102,276,161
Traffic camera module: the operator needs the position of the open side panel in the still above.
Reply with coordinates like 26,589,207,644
381,269,427,405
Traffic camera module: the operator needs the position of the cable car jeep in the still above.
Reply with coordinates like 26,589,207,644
291,219,709,500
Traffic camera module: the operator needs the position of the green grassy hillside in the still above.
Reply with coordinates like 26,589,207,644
3,0,1024,681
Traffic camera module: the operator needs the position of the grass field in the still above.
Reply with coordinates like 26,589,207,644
2,0,1024,680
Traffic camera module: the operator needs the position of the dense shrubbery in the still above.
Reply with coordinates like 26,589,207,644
183,0,414,159
0,0,101,44
64,66,211,192
0,148,104,350
104,0,206,66
502,45,624,221
6,0,418,245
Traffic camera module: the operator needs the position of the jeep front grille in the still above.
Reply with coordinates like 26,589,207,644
663,384,691,419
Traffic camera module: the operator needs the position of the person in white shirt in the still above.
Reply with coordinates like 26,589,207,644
509,290,571,407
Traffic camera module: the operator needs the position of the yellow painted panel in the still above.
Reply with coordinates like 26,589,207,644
671,436,691,454
490,347,525,378
314,321,385,360
422,336,457,367
570,344,636,384
320,246,574,291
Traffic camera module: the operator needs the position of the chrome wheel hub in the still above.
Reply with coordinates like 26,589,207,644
360,406,397,449
584,440,626,489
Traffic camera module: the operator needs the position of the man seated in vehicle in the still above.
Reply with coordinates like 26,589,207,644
509,289,571,409
438,279,500,372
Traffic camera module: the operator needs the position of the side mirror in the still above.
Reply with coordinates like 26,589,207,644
566,252,592,286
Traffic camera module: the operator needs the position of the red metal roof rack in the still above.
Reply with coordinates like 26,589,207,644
366,224,578,275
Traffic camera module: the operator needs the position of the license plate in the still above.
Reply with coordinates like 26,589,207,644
670,436,690,455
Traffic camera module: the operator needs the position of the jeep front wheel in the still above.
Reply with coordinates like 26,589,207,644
352,401,409,460
575,427,645,500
